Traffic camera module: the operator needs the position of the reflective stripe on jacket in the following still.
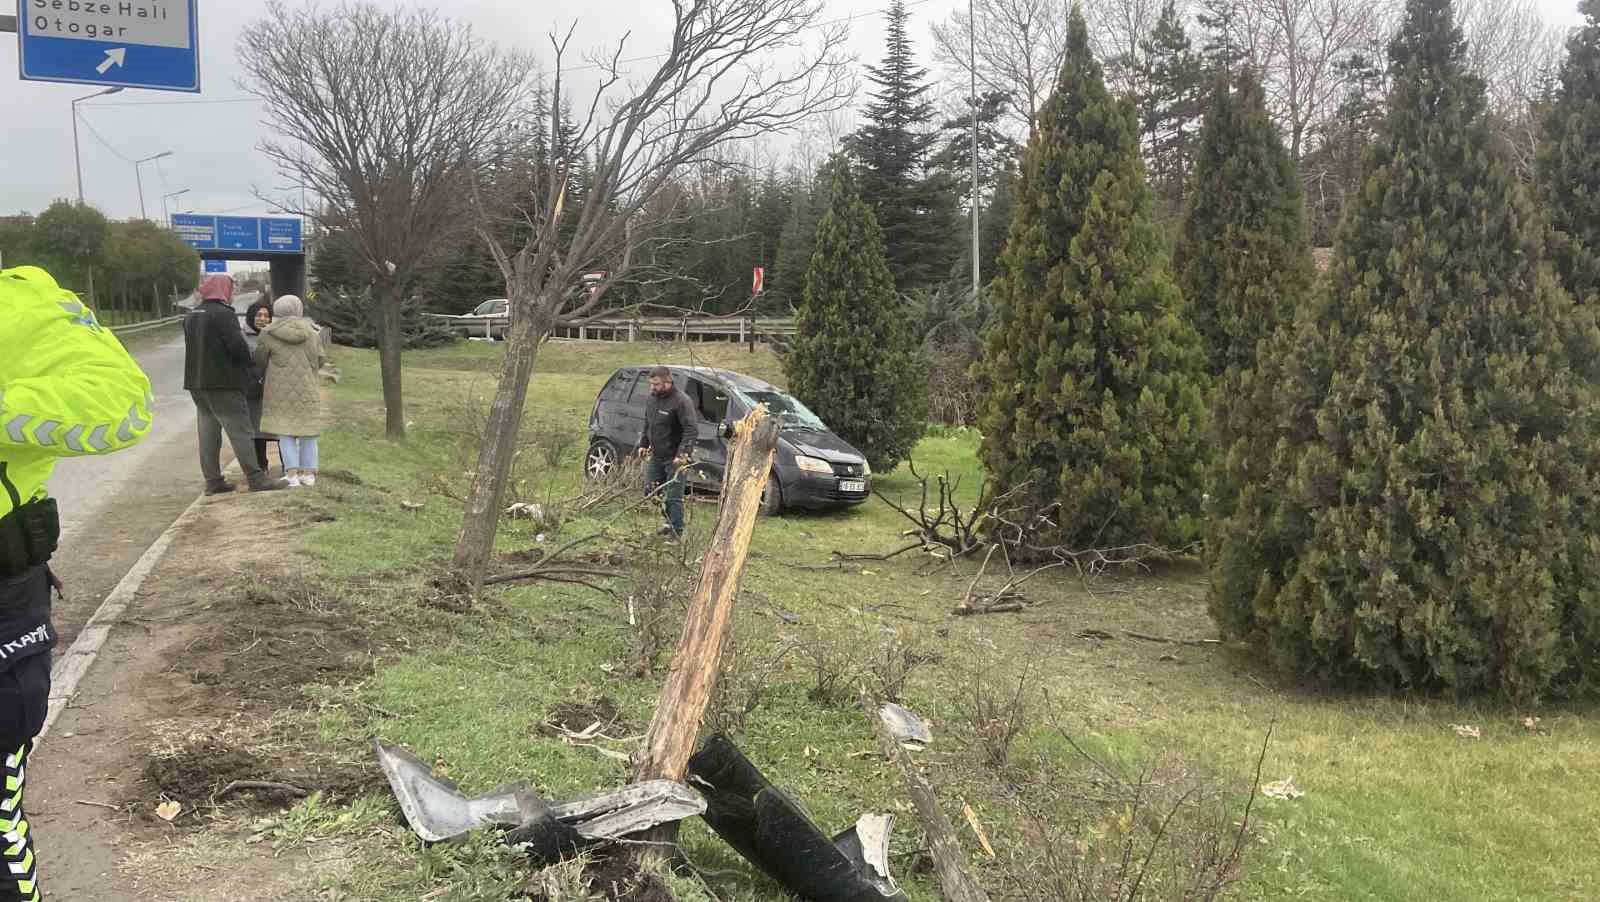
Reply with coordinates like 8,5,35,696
0,266,155,519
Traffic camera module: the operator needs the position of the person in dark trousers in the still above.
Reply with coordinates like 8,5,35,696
0,265,156,902
241,298,276,472
183,274,286,494
637,366,699,540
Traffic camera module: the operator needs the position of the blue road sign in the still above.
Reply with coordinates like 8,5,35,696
202,259,227,274
18,0,201,93
172,214,304,254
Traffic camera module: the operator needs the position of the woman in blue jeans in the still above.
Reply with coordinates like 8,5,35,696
254,295,328,487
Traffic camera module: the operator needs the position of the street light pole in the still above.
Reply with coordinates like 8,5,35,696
71,87,124,204
162,189,190,228
134,151,174,220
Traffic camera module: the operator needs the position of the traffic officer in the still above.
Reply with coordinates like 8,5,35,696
0,265,154,901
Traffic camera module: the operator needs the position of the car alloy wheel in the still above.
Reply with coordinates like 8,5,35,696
586,441,618,481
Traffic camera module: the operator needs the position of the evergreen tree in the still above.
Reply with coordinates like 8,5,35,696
772,160,839,310
1301,52,1387,245
1538,0,1600,304
847,0,961,293
1225,0,1600,700
1177,70,1314,641
975,8,1207,550
786,158,927,472
1175,70,1310,378
1134,0,1207,232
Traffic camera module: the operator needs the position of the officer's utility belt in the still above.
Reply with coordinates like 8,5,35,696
0,464,59,580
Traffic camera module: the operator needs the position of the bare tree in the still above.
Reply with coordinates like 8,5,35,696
930,0,1070,134
1254,0,1387,160
239,2,532,440
447,0,852,591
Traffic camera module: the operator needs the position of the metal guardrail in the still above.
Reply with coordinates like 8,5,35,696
427,313,797,342
110,315,186,336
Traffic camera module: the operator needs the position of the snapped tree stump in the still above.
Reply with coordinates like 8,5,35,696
631,406,780,848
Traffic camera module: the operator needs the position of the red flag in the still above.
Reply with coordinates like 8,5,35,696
752,266,765,295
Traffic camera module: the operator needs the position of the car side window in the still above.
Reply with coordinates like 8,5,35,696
691,379,729,422
628,372,651,404
599,372,630,402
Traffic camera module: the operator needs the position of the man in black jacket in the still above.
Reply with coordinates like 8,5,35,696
637,366,699,539
183,274,284,494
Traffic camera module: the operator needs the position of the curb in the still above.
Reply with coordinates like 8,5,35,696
36,489,208,746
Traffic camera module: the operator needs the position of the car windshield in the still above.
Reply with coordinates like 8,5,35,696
472,299,506,315
738,389,828,431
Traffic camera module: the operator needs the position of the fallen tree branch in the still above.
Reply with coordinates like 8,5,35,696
1123,631,1222,647
861,686,990,902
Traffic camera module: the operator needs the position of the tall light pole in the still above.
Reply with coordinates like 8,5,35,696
162,189,190,228
134,151,173,220
72,87,124,203
969,0,981,302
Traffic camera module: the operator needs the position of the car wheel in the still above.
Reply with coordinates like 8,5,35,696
585,439,620,482
760,471,783,516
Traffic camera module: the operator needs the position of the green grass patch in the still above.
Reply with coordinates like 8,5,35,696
257,337,1600,901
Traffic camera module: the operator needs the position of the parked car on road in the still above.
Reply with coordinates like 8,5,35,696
585,366,871,515
441,298,510,339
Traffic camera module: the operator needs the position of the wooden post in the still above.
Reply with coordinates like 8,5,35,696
862,687,990,902
632,407,780,839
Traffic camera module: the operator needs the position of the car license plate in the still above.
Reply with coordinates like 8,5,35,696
840,479,866,493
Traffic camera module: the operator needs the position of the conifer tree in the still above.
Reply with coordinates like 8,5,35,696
1175,70,1310,378
1229,0,1600,700
1538,0,1600,304
975,7,1207,550
1134,0,1206,232
786,158,928,472
1176,70,1314,640
847,0,961,293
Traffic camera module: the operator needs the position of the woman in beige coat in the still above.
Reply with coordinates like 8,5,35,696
255,295,328,487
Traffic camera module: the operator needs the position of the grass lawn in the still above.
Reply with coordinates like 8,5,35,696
253,337,1600,901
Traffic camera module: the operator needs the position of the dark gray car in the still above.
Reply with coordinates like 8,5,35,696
585,366,871,515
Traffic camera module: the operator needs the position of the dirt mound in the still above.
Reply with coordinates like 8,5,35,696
130,738,386,820
518,851,675,902
539,696,637,737
179,572,386,702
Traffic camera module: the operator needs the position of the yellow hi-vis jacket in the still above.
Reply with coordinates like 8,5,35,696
0,266,154,519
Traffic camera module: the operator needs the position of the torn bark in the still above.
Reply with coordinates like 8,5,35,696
631,407,780,844
861,687,990,902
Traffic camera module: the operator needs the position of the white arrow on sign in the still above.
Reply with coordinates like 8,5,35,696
96,48,127,74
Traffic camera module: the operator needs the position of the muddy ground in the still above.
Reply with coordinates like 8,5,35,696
29,496,387,901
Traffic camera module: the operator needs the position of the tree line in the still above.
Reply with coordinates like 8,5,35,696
788,0,1600,703
0,200,200,318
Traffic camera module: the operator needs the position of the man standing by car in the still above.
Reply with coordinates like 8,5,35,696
637,367,699,540
183,274,285,494
0,265,155,902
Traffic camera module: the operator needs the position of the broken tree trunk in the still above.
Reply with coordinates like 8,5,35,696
861,687,990,902
631,407,780,845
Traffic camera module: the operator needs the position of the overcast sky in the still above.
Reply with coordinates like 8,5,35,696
0,0,1587,223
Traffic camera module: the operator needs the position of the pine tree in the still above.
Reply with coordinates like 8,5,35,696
1176,70,1314,640
1230,0,1600,700
786,157,928,472
975,8,1207,551
847,0,961,293
1175,70,1310,378
1134,0,1207,232
1538,0,1600,304
772,160,840,310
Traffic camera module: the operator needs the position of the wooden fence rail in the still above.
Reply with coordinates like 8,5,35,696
426,314,797,343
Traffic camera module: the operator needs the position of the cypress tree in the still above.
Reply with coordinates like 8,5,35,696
786,158,928,473
1174,70,1310,378
1538,0,1600,304
1175,70,1314,639
975,7,1207,550
1235,0,1600,700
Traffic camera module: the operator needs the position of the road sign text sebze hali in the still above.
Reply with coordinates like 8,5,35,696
29,1,172,42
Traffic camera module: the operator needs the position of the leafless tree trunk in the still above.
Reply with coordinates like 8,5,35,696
239,2,532,440
1249,0,1389,162
448,0,852,591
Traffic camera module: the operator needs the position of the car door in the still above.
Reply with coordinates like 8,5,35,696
682,376,735,490
607,368,650,451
